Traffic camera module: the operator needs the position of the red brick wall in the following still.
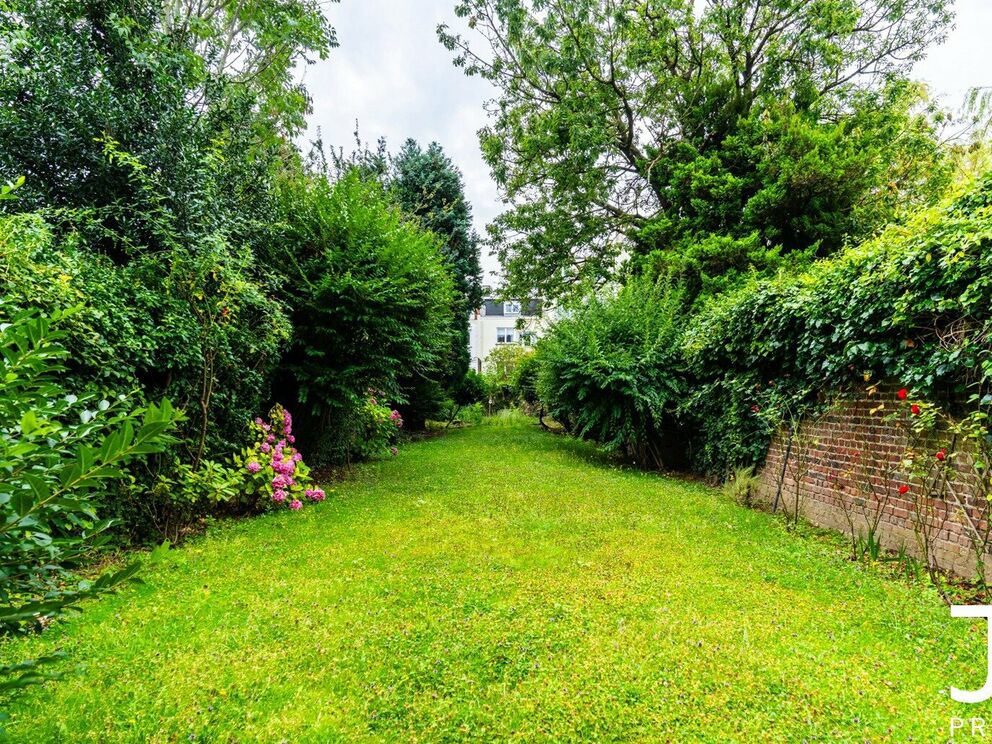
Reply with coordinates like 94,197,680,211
754,387,987,578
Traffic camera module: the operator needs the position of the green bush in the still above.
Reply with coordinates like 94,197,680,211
273,171,455,464
456,370,488,408
342,396,404,462
536,279,686,468
0,307,179,691
0,212,292,468
510,351,541,407
681,171,992,474
482,345,532,411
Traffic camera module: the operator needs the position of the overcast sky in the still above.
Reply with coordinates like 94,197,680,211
302,0,992,281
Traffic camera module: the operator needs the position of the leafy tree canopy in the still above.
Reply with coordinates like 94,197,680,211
392,139,483,314
440,0,954,302
0,0,336,255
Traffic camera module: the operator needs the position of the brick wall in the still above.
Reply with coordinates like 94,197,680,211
754,387,987,578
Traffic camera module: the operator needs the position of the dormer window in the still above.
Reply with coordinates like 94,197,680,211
504,301,521,317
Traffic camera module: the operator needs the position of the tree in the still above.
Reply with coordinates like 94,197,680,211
390,139,483,425
439,0,953,302
0,0,325,460
162,0,338,136
273,170,456,462
0,0,335,247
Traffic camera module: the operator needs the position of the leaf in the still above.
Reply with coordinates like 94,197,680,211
22,474,50,502
149,540,171,564
10,490,33,518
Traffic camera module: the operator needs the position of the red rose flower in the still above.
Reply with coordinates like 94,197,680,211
910,404,921,416
898,485,909,495
897,388,908,400
750,404,760,413
936,449,946,461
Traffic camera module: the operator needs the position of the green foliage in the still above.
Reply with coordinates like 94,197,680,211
273,171,455,463
510,352,541,407
391,140,482,377
390,140,482,429
482,345,533,410
536,278,685,467
0,0,334,226
442,0,953,302
344,397,404,462
0,307,179,696
682,171,992,473
0,0,303,483
0,212,292,465
723,465,759,508
455,370,488,408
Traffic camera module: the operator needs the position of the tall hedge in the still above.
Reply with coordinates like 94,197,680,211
273,171,456,464
682,172,992,474
534,173,992,476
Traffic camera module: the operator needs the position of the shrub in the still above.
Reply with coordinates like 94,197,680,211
723,466,759,507
272,171,455,464
681,171,992,474
0,307,179,689
456,370,488,408
536,278,686,468
438,370,488,426
482,345,532,411
510,352,541,407
233,405,323,511
0,211,292,468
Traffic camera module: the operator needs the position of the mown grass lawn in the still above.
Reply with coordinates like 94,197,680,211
0,418,984,741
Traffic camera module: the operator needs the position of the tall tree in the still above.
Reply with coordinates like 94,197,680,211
0,0,335,242
391,140,483,390
440,0,953,301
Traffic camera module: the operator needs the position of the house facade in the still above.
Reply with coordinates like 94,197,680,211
468,297,548,373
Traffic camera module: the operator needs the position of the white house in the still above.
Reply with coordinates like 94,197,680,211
468,297,549,373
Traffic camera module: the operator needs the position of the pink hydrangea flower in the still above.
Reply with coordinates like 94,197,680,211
272,489,287,502
254,417,264,426
247,461,261,474
390,446,398,457
266,434,275,444
272,474,289,489
287,434,295,444
293,452,303,462
309,488,325,502
260,442,271,453
289,499,302,511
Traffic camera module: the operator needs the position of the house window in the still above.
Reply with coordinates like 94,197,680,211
497,327,516,344
504,301,521,317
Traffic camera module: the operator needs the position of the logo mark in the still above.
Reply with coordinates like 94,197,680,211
952,605,992,704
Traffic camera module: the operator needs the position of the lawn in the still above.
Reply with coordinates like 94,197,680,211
0,418,983,741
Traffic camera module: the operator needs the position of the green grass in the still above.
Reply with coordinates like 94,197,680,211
0,420,984,741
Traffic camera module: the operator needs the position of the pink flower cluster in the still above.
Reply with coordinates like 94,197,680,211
390,409,403,428
244,405,327,512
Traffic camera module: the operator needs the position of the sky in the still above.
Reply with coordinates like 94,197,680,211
302,0,992,282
